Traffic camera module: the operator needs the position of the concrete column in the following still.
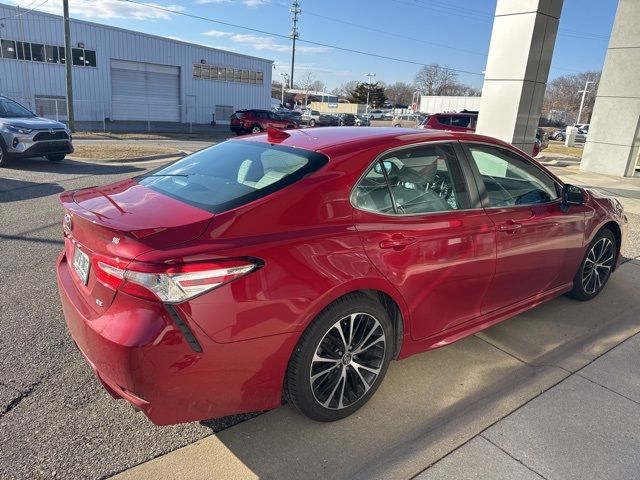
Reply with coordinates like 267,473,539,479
580,0,640,177
476,0,563,155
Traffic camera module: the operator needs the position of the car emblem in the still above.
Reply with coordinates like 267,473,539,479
64,213,72,231
49,128,55,135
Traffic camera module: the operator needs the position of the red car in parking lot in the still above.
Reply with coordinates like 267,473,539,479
57,127,626,425
230,109,297,135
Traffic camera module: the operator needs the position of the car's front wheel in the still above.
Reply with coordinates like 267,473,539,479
556,133,565,141
286,293,393,422
46,154,66,162
568,228,617,301
251,124,262,134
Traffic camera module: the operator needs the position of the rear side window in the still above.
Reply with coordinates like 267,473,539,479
436,115,451,126
139,141,328,213
450,116,470,128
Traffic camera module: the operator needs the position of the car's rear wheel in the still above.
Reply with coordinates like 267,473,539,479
46,154,66,162
309,119,316,127
568,228,616,301
286,293,393,422
251,124,262,134
0,143,8,168
556,133,565,141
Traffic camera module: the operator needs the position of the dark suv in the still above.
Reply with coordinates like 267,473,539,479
230,109,297,135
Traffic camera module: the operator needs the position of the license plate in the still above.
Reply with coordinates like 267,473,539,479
73,246,90,285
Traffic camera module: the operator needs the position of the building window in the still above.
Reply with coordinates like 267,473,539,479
31,43,45,62
1,40,17,59
84,50,96,67
16,42,31,61
192,63,263,86
0,38,96,67
45,45,59,63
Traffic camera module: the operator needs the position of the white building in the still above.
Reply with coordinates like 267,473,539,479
0,3,272,126
419,95,481,114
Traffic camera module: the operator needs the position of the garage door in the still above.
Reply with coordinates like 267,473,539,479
111,60,180,122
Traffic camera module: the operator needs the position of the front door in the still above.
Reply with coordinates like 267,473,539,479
353,142,496,340
462,143,586,313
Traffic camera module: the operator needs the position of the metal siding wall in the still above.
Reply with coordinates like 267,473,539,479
0,4,272,123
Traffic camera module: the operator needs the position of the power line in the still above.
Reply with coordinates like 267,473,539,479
114,0,485,77
0,0,49,21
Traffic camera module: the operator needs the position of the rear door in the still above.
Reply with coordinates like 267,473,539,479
353,142,496,340
461,142,586,313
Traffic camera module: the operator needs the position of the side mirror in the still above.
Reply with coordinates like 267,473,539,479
561,184,584,211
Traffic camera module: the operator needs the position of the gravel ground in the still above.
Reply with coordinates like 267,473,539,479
1,154,638,479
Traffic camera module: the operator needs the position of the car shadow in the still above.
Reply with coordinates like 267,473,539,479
6,157,145,176
0,177,65,203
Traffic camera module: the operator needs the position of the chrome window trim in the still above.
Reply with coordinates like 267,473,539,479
349,139,482,218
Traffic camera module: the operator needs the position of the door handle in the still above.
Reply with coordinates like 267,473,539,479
497,220,523,232
379,236,417,249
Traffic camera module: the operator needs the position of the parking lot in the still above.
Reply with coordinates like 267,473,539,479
1,149,639,479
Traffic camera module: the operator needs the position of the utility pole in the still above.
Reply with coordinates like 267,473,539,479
63,0,75,132
576,79,595,125
289,0,300,89
364,73,376,114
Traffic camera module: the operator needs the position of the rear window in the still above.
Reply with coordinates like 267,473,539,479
138,141,328,213
234,112,245,119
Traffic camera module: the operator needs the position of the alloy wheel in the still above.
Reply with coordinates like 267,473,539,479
582,237,614,294
309,313,386,410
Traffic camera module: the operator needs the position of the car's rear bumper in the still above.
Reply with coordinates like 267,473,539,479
56,250,298,425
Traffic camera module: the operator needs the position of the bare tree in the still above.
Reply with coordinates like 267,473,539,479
384,82,415,106
331,80,359,98
294,70,325,92
542,70,601,124
414,64,459,96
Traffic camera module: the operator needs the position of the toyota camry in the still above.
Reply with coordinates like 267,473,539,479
57,127,627,425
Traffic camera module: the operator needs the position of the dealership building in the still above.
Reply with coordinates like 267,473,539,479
0,3,273,126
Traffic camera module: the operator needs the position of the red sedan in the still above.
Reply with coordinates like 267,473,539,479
56,127,627,425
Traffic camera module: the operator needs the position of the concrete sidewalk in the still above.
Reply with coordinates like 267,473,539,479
113,261,640,480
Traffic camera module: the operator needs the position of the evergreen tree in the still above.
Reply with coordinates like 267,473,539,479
348,82,387,107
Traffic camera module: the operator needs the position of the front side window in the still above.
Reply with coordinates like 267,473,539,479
436,115,451,126
354,143,467,214
450,115,470,128
467,144,559,208
138,141,327,213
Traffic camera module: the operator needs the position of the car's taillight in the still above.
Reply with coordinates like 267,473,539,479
94,258,260,303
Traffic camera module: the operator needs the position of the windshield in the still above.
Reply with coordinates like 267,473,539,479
138,141,328,213
0,97,36,118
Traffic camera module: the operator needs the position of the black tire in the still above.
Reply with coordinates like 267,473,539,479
46,154,66,162
0,142,9,168
309,119,316,127
556,134,565,141
568,228,617,301
251,124,262,134
286,293,393,422
393,124,401,127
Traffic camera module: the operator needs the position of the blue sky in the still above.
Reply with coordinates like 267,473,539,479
10,0,617,90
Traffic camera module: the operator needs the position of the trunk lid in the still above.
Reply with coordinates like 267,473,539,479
60,178,213,313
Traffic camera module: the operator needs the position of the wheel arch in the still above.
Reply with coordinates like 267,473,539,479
600,221,622,270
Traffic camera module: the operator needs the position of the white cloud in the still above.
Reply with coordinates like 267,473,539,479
201,30,331,54
202,29,232,38
7,0,185,20
196,0,269,6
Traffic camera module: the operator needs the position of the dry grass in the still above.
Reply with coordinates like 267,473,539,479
544,143,584,158
70,144,180,160
73,131,222,141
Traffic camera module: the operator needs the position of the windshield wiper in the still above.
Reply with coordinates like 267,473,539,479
140,173,190,178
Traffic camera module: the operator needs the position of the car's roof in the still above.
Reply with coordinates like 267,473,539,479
238,127,514,157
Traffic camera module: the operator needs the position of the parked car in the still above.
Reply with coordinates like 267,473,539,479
300,109,321,126
316,113,340,127
367,109,385,120
230,109,297,135
354,115,370,126
383,110,394,120
419,112,478,133
57,127,626,425
392,114,423,128
532,127,549,157
0,95,73,167
550,125,588,143
274,109,301,127
336,113,356,126
549,129,566,141
575,125,589,143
